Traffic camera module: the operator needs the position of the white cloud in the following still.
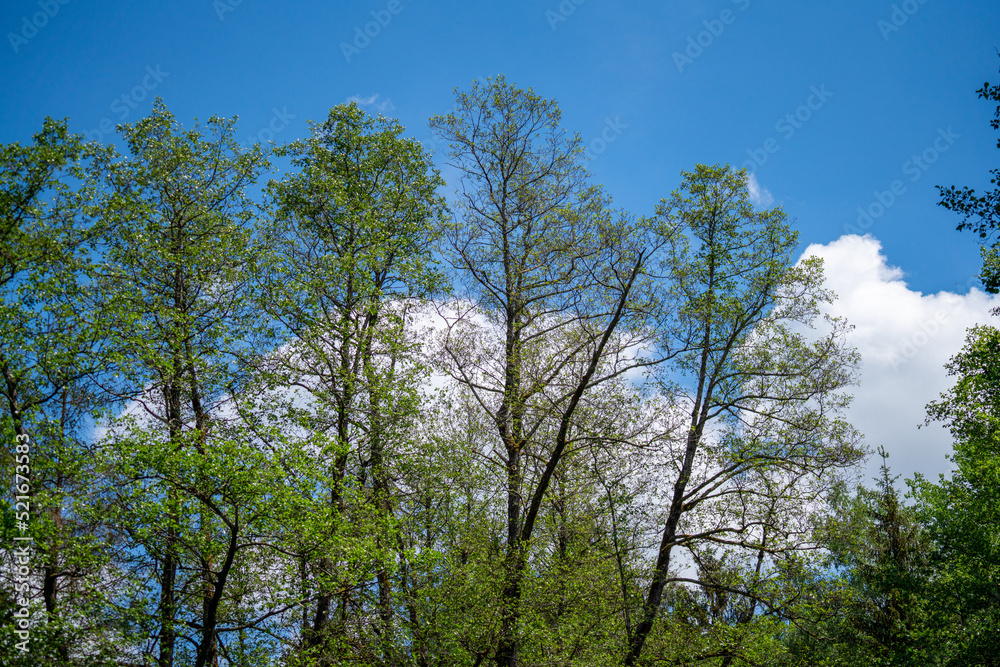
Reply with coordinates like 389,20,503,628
346,93,395,113
800,234,1000,484
746,173,774,207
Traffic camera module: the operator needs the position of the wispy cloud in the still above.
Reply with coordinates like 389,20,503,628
746,172,774,207
347,93,395,113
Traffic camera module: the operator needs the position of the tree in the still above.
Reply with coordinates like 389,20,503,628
0,94,876,667
0,119,120,665
88,100,278,667
783,449,934,667
260,102,447,665
937,54,1000,293
429,75,659,667
0,118,97,443
625,164,863,666
913,324,1000,666
922,54,1000,665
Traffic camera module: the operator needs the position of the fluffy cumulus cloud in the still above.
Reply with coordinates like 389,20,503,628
800,234,1000,484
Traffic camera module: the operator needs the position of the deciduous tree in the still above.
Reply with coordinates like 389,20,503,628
260,102,446,665
430,75,659,667
0,119,117,665
90,100,277,667
626,164,863,666
914,324,1000,665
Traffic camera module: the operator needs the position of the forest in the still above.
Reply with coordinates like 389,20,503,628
1,72,998,667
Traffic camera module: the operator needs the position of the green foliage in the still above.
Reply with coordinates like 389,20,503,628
259,101,448,666
796,451,934,667
780,324,1000,667
913,325,1000,665
92,99,269,394
937,56,1000,293
0,93,890,667
83,100,284,667
0,116,105,435
0,118,123,665
626,163,863,667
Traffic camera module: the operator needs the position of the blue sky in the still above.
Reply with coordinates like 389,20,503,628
3,0,1000,481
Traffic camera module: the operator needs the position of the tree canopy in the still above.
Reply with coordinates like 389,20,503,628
0,73,997,667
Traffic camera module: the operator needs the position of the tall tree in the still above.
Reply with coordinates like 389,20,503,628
430,75,661,667
89,100,277,667
260,102,446,666
625,164,863,666
0,119,118,665
914,324,1000,666
927,54,1000,665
